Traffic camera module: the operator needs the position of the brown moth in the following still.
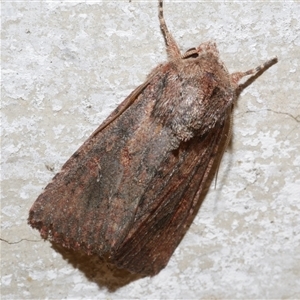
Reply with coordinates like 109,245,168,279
28,0,278,276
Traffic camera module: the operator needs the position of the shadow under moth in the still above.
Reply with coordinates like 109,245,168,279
28,0,278,276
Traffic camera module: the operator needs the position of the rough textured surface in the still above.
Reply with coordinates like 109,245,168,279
1,1,299,299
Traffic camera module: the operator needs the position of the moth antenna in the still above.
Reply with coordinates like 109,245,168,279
158,0,181,60
242,56,278,77
231,57,278,94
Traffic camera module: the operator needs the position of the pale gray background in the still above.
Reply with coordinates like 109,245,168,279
1,1,300,299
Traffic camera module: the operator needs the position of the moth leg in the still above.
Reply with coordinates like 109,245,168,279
158,0,181,60
230,57,278,89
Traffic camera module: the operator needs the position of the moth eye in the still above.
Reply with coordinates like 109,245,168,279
186,52,199,59
182,48,199,59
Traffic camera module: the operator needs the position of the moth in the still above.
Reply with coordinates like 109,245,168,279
28,0,277,276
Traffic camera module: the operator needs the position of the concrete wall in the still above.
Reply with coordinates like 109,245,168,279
2,1,299,299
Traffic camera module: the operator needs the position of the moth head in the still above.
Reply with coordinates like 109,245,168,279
182,42,219,60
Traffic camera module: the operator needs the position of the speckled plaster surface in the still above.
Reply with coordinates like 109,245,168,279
1,1,300,299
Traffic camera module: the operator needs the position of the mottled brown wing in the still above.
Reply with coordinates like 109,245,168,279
28,74,159,254
112,109,231,275
28,63,230,275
